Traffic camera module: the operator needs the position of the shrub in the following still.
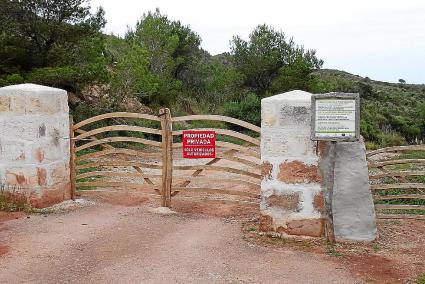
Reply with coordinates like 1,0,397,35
378,132,407,147
222,93,260,126
26,66,78,89
365,141,379,150
0,73,24,87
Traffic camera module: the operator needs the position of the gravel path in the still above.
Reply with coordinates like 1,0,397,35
0,203,356,284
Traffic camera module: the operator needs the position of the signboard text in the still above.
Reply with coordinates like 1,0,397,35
182,130,216,158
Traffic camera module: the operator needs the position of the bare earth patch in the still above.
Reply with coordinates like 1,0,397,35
243,218,425,283
0,193,355,284
0,211,26,224
0,212,26,258
0,245,9,256
0,190,424,283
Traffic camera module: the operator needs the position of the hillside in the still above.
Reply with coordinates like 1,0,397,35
1,2,423,148
310,69,425,148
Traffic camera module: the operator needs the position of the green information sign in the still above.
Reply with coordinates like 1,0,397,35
311,93,360,141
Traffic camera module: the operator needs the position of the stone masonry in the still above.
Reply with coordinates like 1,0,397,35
260,90,325,237
0,84,71,208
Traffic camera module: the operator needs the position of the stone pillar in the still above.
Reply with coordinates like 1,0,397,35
332,138,377,241
260,90,325,237
0,84,71,208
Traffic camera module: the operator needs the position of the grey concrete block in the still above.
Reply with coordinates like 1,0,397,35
333,137,377,241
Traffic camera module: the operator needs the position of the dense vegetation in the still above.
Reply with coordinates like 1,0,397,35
311,70,425,148
1,0,424,147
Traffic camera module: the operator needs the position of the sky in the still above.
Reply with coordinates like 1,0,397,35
90,0,425,84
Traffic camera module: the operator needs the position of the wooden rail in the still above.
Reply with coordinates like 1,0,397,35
76,161,163,170
174,149,236,189
172,113,259,203
374,194,425,201
368,145,425,220
171,187,259,199
172,177,259,188
173,141,260,159
376,214,425,220
74,129,157,187
76,171,162,180
371,183,425,191
375,204,425,210
369,159,425,168
172,115,261,133
173,165,261,179
74,125,161,141
370,171,425,179
75,136,161,152
71,111,163,196
77,148,161,162
71,110,261,208
215,153,260,168
77,181,159,195
367,145,425,157
73,112,160,130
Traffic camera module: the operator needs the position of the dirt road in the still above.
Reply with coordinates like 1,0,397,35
0,199,355,284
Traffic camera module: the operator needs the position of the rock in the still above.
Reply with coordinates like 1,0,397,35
80,84,110,106
332,137,377,242
149,207,176,215
118,97,153,114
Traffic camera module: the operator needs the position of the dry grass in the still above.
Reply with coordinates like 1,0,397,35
0,183,32,212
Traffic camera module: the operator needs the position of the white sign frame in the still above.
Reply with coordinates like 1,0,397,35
311,93,360,141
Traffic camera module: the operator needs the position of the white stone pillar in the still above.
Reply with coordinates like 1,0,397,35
0,84,71,208
260,90,325,237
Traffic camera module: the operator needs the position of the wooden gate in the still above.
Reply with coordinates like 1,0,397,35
70,109,261,207
170,115,261,205
70,110,171,206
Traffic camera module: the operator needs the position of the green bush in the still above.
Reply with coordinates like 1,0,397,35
365,141,379,150
223,93,260,126
417,274,425,284
0,73,24,87
26,66,78,89
71,103,104,125
378,132,407,147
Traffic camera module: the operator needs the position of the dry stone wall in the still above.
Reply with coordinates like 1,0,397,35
0,84,71,208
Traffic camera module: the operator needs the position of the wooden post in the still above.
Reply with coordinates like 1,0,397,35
69,115,77,201
159,108,173,207
325,141,337,244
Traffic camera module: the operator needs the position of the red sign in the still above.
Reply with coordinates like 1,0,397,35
182,130,216,159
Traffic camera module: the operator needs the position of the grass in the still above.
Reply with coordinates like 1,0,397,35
0,184,33,212
76,148,98,157
326,246,344,257
75,149,101,190
372,244,381,252
397,151,425,160
417,274,425,284
260,234,314,250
